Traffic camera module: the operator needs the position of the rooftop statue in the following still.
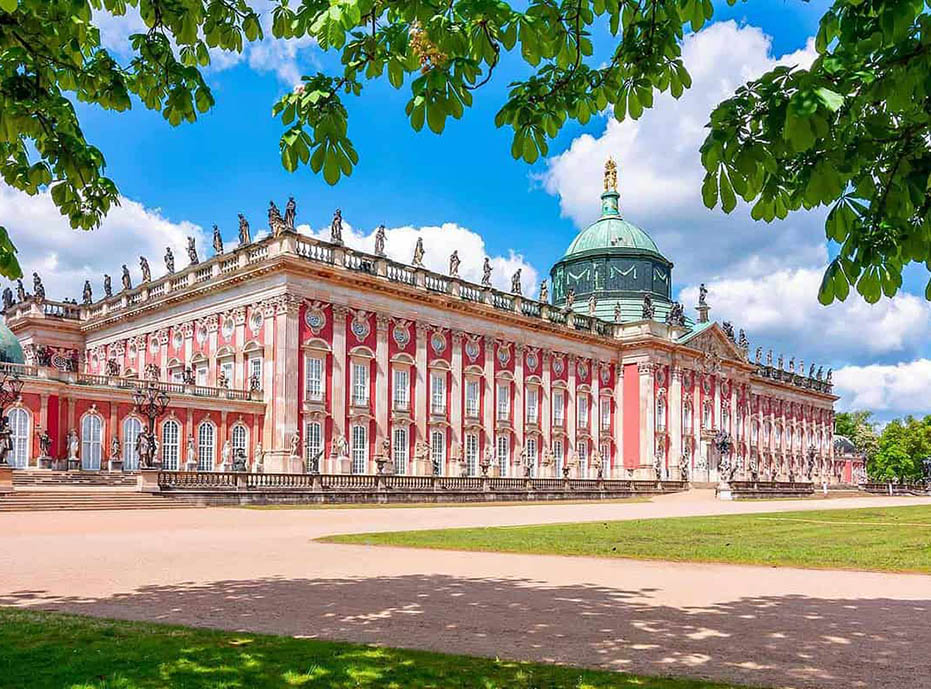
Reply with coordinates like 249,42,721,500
721,321,735,342
565,288,575,310
103,274,112,298
777,353,784,370
614,302,621,323
1,288,12,311
448,250,460,277
121,265,131,291
268,200,286,236
511,269,522,295
539,279,548,303
788,356,795,372
139,256,151,283
816,365,824,381
212,224,223,255
412,237,425,267
82,280,92,305
642,293,654,319
698,283,708,306
604,157,618,192
809,363,816,379
755,346,762,364
766,349,773,367
588,294,596,316
164,246,175,273
238,213,252,245
187,236,198,265
826,368,832,383
667,301,685,326
15,279,25,302
481,257,492,287
374,224,386,257
330,208,343,245
33,272,45,301
738,329,749,353
284,196,297,230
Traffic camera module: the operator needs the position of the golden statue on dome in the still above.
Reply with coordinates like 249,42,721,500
604,157,618,192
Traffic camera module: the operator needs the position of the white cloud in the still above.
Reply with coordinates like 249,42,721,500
834,360,931,414
94,1,314,86
0,186,208,301
679,269,931,361
540,21,821,284
298,221,539,296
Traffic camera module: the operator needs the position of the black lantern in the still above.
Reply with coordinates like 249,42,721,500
131,384,170,469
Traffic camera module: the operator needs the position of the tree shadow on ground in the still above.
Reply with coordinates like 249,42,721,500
2,575,928,689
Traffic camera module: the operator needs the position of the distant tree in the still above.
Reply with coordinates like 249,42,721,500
1,0,929,307
835,410,879,462
870,415,931,482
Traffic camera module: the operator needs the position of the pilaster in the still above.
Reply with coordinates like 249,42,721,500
638,363,655,473
331,306,349,447
450,331,463,469
613,363,624,477
375,315,390,451
272,296,301,456
669,366,683,474
415,322,429,444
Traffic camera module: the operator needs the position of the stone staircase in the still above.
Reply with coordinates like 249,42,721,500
0,487,201,512
12,471,138,488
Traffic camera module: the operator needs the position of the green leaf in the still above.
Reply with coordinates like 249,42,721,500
0,0,16,12
719,172,736,213
701,174,718,209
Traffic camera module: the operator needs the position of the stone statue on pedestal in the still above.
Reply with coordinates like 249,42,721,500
82,281,93,305
2,288,12,312
232,448,247,472
103,274,112,297
588,294,596,316
15,279,25,302
412,237,425,267
37,427,52,459
221,440,232,469
238,214,252,246
186,434,197,470
121,265,131,291
139,256,151,283
186,237,199,265
33,273,45,301
212,225,224,255
481,257,492,287
448,250,460,277
289,431,301,460
511,269,522,295
330,209,343,245
253,442,265,473
374,224,386,257
284,196,297,230
268,201,286,236
0,416,13,466
164,247,175,273
110,436,121,460
331,434,348,458
641,293,654,320
67,429,79,461
539,279,548,303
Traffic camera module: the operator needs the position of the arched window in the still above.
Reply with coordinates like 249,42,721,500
351,423,367,474
495,434,509,476
464,432,478,476
122,416,143,470
553,438,564,475
682,401,692,431
305,421,323,467
197,422,216,471
655,393,666,430
577,440,589,478
162,419,180,470
231,423,249,463
430,429,445,475
526,436,538,477
7,407,30,468
81,414,103,470
393,426,409,475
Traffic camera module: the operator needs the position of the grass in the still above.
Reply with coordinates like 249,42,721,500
0,608,745,689
323,505,931,574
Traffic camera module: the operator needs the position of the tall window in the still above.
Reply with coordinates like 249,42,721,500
219,360,234,386
305,355,325,402
465,379,480,417
702,400,712,429
122,416,143,470
304,421,322,466
553,390,565,426
656,395,667,430
393,427,408,474
170,367,184,384
752,421,759,444
683,401,693,431
465,433,478,476
577,394,589,429
351,424,368,474
352,361,369,407
197,422,216,471
232,423,249,463
495,434,509,476
431,372,446,415
393,368,410,410
496,383,510,421
720,405,730,433
161,420,180,471
600,397,611,431
553,439,564,475
248,355,263,390
526,388,539,424
195,364,208,387
8,407,29,468
81,414,103,470
525,437,538,477
430,429,446,475
578,440,589,478
599,442,610,468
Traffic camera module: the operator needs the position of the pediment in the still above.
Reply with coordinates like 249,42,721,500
678,323,747,373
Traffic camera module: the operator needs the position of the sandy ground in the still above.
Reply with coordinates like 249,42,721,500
2,490,930,689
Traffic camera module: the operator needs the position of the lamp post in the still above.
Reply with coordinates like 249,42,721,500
0,371,24,467
131,383,170,469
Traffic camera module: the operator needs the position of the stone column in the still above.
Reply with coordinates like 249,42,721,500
482,336,495,456
450,331,464,472
272,296,300,461
638,363,654,475
513,343,525,472
541,351,552,457
331,306,349,463
669,367,682,477
375,315,390,452
415,322,429,446
613,363,624,478
692,377,701,477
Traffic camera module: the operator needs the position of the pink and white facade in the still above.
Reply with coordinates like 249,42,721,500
2,189,851,482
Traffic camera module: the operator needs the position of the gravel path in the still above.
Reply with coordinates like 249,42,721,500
2,491,930,689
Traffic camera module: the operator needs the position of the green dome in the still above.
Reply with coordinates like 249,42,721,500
0,320,23,364
564,213,663,258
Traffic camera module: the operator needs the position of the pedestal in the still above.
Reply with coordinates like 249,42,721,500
67,458,80,471
0,466,12,493
715,481,734,500
137,469,161,493
107,459,124,473
37,455,52,470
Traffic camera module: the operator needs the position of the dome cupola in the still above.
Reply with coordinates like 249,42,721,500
549,159,674,322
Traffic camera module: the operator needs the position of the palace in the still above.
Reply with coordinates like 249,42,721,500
0,162,864,484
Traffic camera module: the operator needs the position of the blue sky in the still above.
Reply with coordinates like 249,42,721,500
4,0,930,421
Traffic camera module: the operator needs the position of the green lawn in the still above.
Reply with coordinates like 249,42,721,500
323,505,931,573
0,608,745,689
